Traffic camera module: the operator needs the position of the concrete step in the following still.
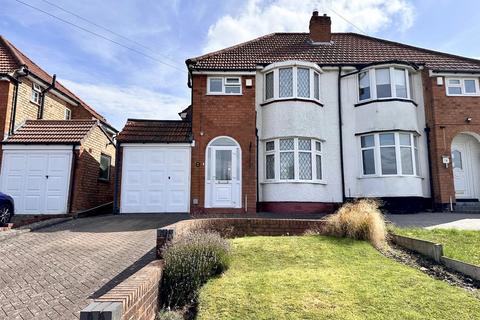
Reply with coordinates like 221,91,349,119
455,202,480,213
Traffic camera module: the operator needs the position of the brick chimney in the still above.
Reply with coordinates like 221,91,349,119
309,11,331,43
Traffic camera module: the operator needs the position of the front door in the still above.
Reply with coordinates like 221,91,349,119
452,145,473,199
212,147,237,207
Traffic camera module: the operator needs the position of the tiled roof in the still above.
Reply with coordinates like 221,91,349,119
0,35,106,122
117,119,192,143
187,33,480,72
4,120,97,144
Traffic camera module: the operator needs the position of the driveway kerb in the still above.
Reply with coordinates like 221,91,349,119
0,217,72,243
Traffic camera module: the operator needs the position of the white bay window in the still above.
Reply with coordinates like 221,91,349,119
263,63,321,102
360,132,420,176
358,66,412,102
265,137,323,182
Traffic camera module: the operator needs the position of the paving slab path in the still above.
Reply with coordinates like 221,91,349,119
0,214,187,320
386,212,480,230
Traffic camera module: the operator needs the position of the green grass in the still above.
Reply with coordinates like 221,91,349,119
197,236,480,320
393,227,480,266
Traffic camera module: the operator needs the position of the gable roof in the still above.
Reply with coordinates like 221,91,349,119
117,119,192,143
0,35,107,123
3,120,98,144
187,32,480,72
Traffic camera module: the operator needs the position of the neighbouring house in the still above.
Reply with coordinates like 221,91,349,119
115,12,480,214
0,35,117,215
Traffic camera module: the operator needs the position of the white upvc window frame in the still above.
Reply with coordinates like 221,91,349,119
31,83,42,105
359,132,420,178
207,76,242,95
263,137,324,183
357,65,412,102
64,108,72,120
445,77,480,96
262,61,322,103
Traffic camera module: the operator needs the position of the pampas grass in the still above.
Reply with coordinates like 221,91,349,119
325,199,387,249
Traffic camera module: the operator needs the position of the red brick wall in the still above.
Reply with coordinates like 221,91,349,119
422,70,480,208
190,74,257,214
70,126,116,212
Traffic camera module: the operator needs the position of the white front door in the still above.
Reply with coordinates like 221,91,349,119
451,133,479,200
1,149,72,214
206,144,241,208
120,145,191,213
212,147,235,207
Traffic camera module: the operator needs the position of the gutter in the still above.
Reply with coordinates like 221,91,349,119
38,74,56,119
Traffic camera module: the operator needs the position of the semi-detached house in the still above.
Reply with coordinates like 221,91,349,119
115,12,480,214
0,36,117,216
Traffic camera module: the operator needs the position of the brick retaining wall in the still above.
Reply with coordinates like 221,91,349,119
157,218,327,258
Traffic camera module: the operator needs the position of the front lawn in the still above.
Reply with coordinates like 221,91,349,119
393,228,480,266
197,236,480,320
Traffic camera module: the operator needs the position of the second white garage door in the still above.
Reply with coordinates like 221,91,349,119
120,145,191,213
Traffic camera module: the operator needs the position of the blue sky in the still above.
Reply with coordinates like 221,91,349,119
1,0,479,129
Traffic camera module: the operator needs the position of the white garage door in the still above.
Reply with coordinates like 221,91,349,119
120,145,191,213
0,148,73,214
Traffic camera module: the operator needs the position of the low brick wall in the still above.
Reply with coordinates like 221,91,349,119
80,260,163,320
157,218,327,258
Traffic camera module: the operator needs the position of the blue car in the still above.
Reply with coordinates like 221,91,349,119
0,192,14,226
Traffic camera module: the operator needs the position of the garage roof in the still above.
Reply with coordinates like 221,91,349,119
117,119,192,143
3,120,98,144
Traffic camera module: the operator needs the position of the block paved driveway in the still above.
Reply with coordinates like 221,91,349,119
0,214,188,320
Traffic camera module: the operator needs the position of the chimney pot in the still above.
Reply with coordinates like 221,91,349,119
309,12,331,43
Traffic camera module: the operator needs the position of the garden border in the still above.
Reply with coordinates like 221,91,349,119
391,233,480,281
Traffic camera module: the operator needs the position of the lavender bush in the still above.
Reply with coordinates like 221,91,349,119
161,231,231,309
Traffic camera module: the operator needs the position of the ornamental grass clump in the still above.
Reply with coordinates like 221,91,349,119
325,199,387,249
161,231,231,309
157,309,184,320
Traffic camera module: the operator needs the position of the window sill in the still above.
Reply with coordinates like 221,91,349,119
206,93,242,96
261,180,327,185
357,175,423,180
98,178,110,183
354,98,417,107
445,94,480,97
30,100,41,106
260,97,323,107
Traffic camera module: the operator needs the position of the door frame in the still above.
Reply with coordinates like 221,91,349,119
0,144,74,214
205,136,242,209
120,143,192,213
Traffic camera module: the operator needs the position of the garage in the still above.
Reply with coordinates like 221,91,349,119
0,119,116,215
116,119,192,213
1,146,72,214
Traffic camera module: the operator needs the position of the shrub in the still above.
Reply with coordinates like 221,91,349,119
324,199,387,249
161,231,231,309
157,309,184,320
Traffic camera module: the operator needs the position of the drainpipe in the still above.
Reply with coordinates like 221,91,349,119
337,67,346,202
8,66,29,135
68,145,78,215
255,127,259,212
113,140,121,214
38,74,56,119
424,126,436,211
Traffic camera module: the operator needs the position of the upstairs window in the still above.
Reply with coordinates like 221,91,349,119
31,83,41,105
65,108,72,120
358,66,412,101
279,68,293,98
207,76,242,95
446,78,479,96
263,64,321,102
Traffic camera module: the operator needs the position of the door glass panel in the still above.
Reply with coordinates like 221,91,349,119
215,150,232,180
452,150,462,169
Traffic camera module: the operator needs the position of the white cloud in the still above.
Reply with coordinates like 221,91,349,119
61,79,190,129
204,0,415,53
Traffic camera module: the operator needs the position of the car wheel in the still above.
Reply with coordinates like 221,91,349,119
0,205,12,226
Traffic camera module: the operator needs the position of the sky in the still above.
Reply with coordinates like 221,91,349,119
1,0,479,130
